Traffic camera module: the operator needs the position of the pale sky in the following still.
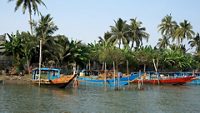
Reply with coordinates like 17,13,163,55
1,0,200,47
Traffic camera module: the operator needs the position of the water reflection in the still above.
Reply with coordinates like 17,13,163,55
0,84,200,113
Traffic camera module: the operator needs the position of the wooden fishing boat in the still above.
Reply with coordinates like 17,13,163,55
78,71,140,87
32,68,76,88
132,72,195,85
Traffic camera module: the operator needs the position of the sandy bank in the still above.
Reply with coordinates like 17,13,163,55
0,75,32,84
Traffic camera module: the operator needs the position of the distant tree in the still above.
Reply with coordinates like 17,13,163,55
128,18,149,49
109,18,129,48
157,35,170,49
189,33,200,54
158,14,177,38
173,20,195,46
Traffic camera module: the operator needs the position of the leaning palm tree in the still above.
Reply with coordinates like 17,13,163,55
9,0,46,34
129,18,149,49
157,35,170,49
109,18,129,48
189,33,200,53
173,20,195,46
158,14,177,39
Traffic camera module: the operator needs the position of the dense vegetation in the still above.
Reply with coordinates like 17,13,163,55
1,1,200,75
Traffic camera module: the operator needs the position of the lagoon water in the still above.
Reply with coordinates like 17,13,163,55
0,83,200,113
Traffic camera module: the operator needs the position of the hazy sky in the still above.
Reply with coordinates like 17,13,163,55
1,0,200,47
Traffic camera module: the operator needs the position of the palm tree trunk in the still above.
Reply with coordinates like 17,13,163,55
144,64,146,72
29,13,33,34
118,40,121,49
27,59,30,75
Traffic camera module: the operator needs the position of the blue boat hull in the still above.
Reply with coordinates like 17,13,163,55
78,73,139,87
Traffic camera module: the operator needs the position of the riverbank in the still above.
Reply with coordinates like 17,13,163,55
0,74,32,84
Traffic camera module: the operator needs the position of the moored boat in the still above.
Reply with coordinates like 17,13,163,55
32,68,76,88
78,71,140,87
132,72,195,85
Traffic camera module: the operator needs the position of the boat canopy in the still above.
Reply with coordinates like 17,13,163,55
32,68,61,80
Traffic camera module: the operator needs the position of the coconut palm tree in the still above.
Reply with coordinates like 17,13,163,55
158,14,177,39
109,18,129,48
157,35,170,49
128,18,149,49
189,33,200,53
34,14,58,81
9,0,46,34
173,20,195,46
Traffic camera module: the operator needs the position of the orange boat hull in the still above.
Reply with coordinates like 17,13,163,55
33,75,76,88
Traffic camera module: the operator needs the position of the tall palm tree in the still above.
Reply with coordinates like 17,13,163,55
35,14,58,46
157,35,170,49
34,14,58,84
158,14,177,39
174,20,195,46
109,18,129,48
189,33,200,53
129,18,149,49
9,0,46,34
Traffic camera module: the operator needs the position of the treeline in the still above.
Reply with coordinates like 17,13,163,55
1,1,200,74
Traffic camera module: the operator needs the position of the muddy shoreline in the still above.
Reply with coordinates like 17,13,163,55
0,75,32,84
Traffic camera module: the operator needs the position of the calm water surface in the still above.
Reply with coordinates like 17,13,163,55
0,83,200,113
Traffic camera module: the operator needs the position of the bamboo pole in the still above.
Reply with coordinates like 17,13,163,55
127,60,129,85
104,62,107,88
153,59,159,85
113,61,115,88
38,39,42,86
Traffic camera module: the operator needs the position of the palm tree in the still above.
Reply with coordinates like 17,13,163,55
129,18,149,49
189,33,200,53
98,31,112,45
157,35,170,49
34,14,58,83
158,14,177,39
174,20,195,46
9,0,46,34
20,31,37,74
109,18,129,48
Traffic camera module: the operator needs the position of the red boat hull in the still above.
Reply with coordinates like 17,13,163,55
132,76,195,85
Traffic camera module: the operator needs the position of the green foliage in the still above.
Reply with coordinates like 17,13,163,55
163,49,195,71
